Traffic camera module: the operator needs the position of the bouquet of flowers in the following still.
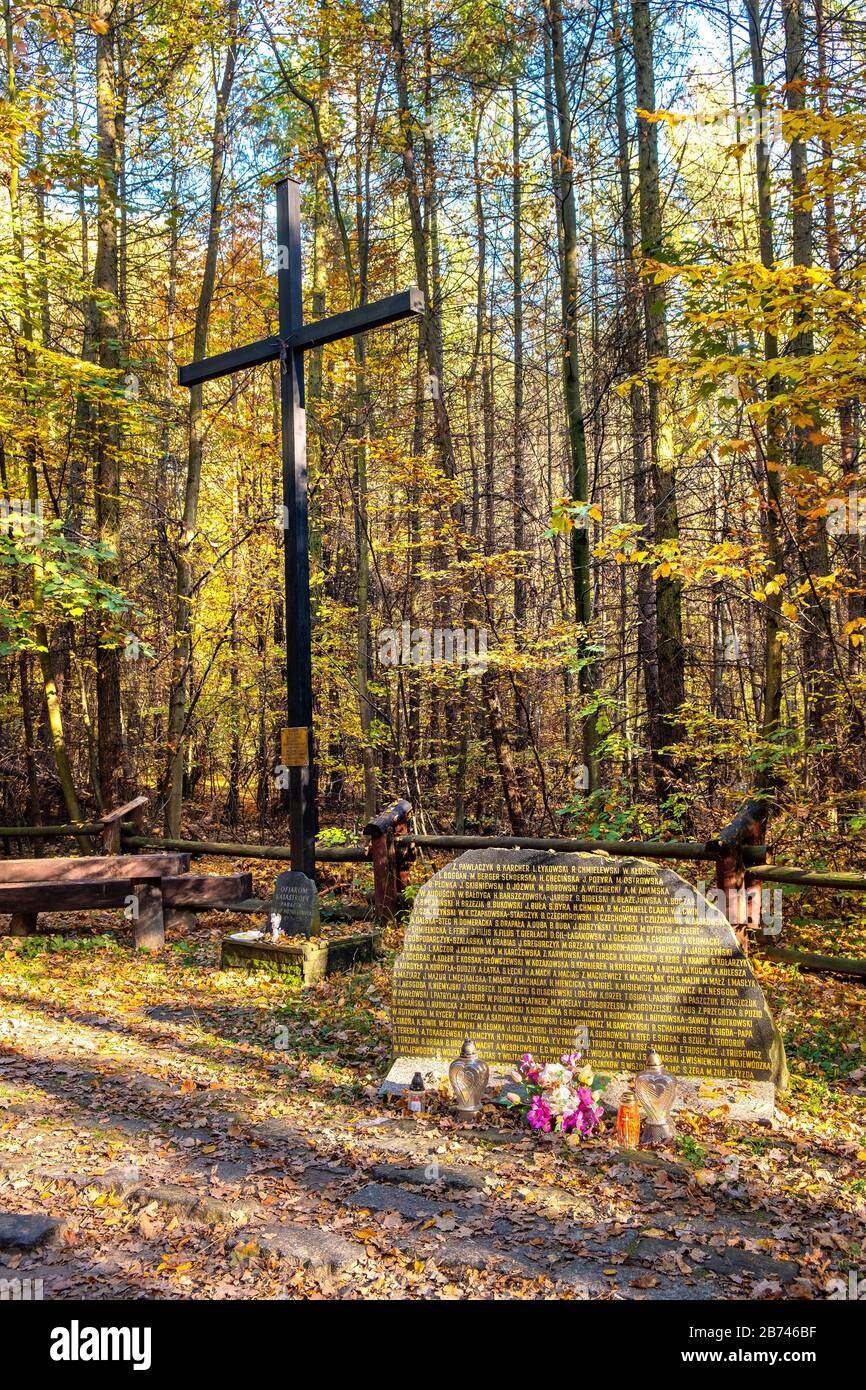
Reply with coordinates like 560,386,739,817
506,1052,605,1139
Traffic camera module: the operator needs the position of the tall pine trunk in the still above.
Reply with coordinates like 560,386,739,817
746,0,785,780
547,0,598,791
783,0,833,743
632,0,686,784
612,0,662,798
93,0,124,809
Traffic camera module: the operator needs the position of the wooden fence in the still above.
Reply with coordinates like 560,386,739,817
2,793,865,976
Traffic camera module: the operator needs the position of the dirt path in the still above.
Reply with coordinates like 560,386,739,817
0,927,863,1300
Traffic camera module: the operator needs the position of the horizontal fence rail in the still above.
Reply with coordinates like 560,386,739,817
0,823,105,838
758,944,866,977
120,834,367,863
402,833,767,865
748,865,866,891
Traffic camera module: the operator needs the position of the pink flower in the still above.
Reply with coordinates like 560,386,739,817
527,1095,553,1132
520,1053,542,1084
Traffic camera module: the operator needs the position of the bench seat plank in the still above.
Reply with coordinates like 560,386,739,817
0,872,253,914
166,873,253,907
0,853,191,884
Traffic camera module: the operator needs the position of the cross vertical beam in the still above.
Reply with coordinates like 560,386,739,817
277,178,316,876
177,176,423,881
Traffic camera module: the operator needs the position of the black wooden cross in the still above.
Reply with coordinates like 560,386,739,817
178,177,424,877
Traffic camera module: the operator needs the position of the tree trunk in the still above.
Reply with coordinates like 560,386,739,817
388,0,456,480
163,0,238,834
632,0,686,780
612,0,662,798
481,670,528,835
93,0,125,810
2,0,86,834
547,0,598,789
815,0,861,711
783,0,833,742
745,0,785,779
512,80,527,648
511,80,531,758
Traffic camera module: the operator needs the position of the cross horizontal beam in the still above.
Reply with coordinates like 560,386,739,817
178,286,424,388
177,334,279,387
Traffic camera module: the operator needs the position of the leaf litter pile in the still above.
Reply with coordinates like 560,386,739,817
0,886,864,1301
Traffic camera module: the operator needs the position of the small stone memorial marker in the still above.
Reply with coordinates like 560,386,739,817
387,849,787,1118
270,870,320,938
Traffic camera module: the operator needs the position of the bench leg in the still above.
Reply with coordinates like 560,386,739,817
4,913,38,936
132,880,165,951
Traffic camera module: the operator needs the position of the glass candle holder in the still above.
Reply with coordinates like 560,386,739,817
635,1048,677,1145
405,1071,426,1116
448,1039,489,1115
615,1088,641,1148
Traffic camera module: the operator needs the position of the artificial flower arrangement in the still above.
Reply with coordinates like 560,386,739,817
505,1052,606,1139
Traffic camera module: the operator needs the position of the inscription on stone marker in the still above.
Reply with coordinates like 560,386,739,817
271,870,320,938
392,849,783,1081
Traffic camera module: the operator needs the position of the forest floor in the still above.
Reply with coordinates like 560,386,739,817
0,863,864,1301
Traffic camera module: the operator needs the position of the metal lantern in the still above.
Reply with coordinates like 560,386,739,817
448,1039,489,1116
635,1047,677,1145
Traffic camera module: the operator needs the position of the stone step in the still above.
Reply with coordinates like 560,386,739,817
238,1222,360,1271
370,1162,486,1191
343,1181,461,1221
0,1213,65,1251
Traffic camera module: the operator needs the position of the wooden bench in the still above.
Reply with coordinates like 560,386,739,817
0,852,253,951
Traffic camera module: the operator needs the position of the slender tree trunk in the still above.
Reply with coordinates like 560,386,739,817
542,21,574,754
547,0,598,790
390,0,525,828
612,0,662,798
746,0,785,777
512,81,527,643
388,0,456,479
116,33,128,333
227,472,241,829
164,0,238,834
307,0,331,583
815,0,861,696
632,0,686,782
93,0,125,809
511,80,530,754
65,30,96,542
19,652,41,836
481,668,527,835
783,0,833,742
2,0,86,833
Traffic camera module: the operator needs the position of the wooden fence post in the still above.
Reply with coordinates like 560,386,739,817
707,798,771,952
364,799,413,920
102,795,149,855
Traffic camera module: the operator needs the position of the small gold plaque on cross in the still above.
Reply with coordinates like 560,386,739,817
281,726,309,768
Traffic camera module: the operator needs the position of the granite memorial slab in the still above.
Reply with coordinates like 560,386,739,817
387,849,787,1116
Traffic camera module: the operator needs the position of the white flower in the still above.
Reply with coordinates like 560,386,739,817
540,1063,571,1087
545,1081,578,1114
